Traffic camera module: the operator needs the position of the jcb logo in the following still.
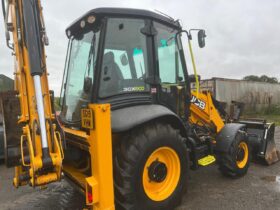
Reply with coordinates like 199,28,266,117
191,95,206,110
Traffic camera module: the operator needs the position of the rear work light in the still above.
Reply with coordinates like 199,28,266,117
87,191,93,204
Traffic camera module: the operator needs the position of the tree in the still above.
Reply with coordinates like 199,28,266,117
243,75,278,84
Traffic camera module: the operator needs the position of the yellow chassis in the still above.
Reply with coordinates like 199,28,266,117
63,104,115,210
190,91,224,133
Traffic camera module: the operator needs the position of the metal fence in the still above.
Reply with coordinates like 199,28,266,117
192,77,280,112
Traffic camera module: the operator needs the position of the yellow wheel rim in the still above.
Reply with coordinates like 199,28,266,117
142,147,181,201
236,142,249,169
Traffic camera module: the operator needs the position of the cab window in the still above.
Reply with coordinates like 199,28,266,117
133,48,146,78
61,30,100,122
104,49,131,79
99,18,149,98
155,22,185,84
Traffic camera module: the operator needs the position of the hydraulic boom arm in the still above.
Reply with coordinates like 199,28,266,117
1,0,63,187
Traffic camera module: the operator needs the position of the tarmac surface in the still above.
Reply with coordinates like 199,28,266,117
0,127,279,210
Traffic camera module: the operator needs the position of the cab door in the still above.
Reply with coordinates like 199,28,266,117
154,22,190,119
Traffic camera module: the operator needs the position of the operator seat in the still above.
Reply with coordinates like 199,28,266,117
99,51,124,97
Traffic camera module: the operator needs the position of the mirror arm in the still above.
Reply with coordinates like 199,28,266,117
176,30,200,96
187,38,200,96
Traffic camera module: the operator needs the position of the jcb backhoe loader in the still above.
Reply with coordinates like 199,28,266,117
1,1,279,210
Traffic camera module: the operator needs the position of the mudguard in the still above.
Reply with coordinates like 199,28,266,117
111,104,187,135
215,123,246,152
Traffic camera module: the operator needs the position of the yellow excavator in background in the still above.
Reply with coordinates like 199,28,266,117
1,1,279,210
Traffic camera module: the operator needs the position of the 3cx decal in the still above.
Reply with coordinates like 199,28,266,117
123,86,145,92
191,95,206,110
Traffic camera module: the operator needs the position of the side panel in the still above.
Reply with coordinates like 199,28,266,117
86,104,115,209
190,91,225,133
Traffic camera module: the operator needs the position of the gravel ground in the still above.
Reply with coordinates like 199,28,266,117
0,128,279,210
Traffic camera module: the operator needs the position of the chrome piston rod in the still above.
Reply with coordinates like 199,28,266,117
33,75,48,149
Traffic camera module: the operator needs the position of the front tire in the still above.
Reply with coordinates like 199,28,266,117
114,122,189,210
216,130,251,178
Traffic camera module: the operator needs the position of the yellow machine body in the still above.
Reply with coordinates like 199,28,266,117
190,91,225,134
60,104,115,209
1,2,278,210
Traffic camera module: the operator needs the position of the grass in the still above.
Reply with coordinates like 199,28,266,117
243,105,280,126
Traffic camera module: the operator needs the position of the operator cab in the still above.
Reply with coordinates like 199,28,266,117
59,8,195,127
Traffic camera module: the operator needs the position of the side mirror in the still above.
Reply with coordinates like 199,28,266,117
120,53,128,66
83,76,92,94
188,74,201,83
198,30,206,48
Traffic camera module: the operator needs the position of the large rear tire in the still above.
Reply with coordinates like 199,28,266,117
216,130,251,178
114,122,189,210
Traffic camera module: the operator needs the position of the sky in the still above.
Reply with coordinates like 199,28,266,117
0,0,280,96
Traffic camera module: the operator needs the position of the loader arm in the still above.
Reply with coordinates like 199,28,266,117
186,29,279,166
190,91,225,134
1,0,63,187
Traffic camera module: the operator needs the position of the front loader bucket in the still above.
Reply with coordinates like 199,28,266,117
239,120,280,165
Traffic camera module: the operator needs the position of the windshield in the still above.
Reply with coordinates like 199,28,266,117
61,30,100,122
99,18,149,98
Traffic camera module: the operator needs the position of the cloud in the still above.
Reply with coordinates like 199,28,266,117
0,0,280,96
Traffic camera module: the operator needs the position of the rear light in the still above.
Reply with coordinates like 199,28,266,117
85,176,98,205
87,191,93,204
